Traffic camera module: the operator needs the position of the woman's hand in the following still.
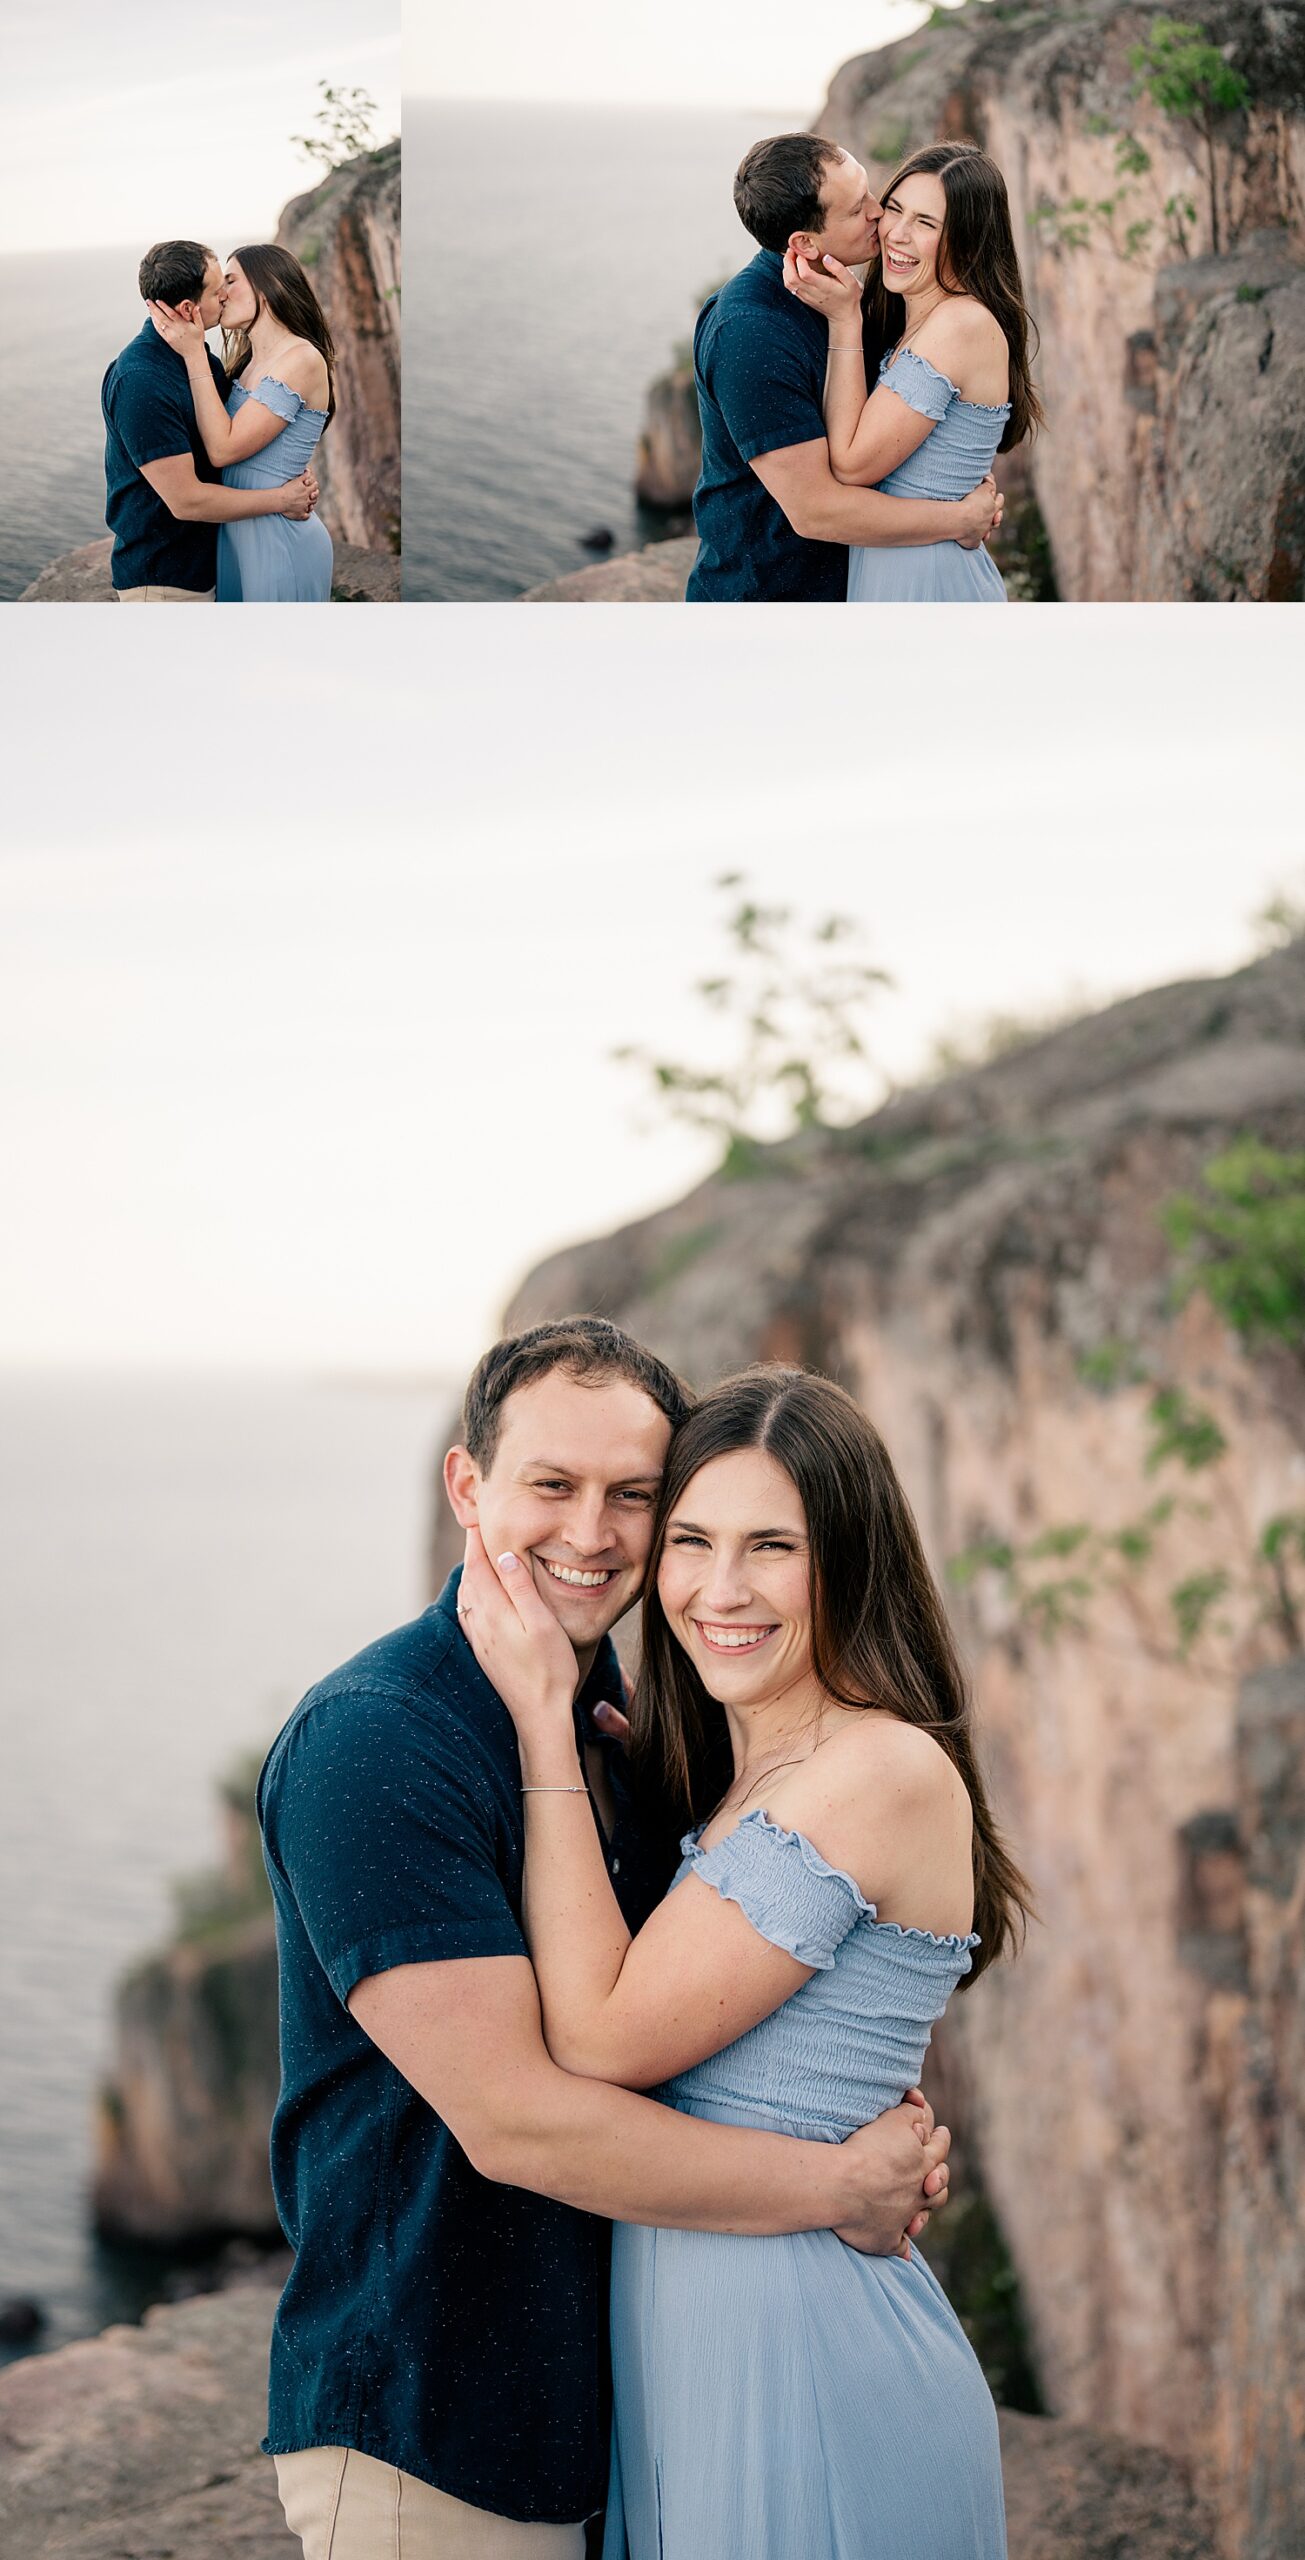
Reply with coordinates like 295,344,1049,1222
457,1525,581,1778
146,299,211,359
782,249,863,333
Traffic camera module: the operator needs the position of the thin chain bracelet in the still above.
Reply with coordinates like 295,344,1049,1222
522,1785,590,1794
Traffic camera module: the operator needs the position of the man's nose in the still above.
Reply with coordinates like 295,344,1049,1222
566,1497,612,1555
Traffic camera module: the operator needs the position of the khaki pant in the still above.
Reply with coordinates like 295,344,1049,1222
116,584,216,603
274,2449,588,2560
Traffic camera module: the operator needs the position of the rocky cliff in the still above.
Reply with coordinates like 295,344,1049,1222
277,140,400,555
442,936,1305,2556
18,534,398,603
816,0,1305,599
0,2284,1217,2560
92,1768,280,2247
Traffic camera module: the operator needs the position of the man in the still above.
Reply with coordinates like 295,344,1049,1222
100,241,319,602
687,133,1002,601
258,1316,953,2557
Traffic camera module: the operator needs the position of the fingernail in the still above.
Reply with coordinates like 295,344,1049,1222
497,1551,519,1571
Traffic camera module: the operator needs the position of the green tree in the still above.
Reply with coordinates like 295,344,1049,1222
1162,1138,1305,1348
613,873,892,1178
1129,19,1250,257
292,81,380,170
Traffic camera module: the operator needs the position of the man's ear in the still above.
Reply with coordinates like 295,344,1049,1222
788,230,821,263
443,1445,480,1528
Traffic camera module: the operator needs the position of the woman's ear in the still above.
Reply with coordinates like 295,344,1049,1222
443,1445,480,1528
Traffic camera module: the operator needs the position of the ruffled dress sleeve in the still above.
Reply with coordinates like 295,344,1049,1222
880,345,956,423
243,374,304,422
680,1809,871,1970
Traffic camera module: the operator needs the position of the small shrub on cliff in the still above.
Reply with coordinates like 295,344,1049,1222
1129,20,1250,257
1162,1138,1305,1350
949,1136,1305,1662
613,873,892,1178
293,81,380,170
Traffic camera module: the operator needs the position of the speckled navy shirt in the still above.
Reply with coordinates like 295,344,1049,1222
687,249,849,603
257,1569,673,2525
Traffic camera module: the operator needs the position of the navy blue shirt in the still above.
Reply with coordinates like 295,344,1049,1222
257,1570,676,2526
101,319,229,591
687,250,849,603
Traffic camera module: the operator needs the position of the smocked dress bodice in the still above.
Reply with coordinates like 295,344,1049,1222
660,1808,977,2138
222,374,328,486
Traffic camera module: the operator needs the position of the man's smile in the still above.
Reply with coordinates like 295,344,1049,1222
539,1559,618,1589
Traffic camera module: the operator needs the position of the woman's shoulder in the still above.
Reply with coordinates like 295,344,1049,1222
265,338,330,403
915,298,1008,394
772,1711,970,1837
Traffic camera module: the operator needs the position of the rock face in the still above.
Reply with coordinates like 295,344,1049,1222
456,936,1305,2553
92,1918,280,2245
635,365,702,511
0,2289,284,2560
92,1775,280,2246
18,534,398,604
521,536,698,601
275,140,400,555
0,2285,1215,2560
817,0,1305,599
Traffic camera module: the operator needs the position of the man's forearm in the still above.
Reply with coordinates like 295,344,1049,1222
811,482,963,550
185,483,289,524
483,2059,843,2235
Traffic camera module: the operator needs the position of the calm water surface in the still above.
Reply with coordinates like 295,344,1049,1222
405,100,802,600
0,1372,452,2359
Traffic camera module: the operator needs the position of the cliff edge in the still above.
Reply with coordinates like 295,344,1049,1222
0,2286,1215,2559
277,140,401,556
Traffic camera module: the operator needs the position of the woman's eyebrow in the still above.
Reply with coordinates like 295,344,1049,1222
668,1518,805,1539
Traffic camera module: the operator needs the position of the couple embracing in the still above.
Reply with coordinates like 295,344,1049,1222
259,1315,1029,2557
101,240,336,602
689,134,1043,603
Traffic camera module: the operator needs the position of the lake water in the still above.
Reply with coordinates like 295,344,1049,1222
0,1371,454,2361
404,100,803,600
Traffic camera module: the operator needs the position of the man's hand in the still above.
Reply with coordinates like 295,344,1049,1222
831,2091,951,2257
277,469,319,520
955,473,1003,550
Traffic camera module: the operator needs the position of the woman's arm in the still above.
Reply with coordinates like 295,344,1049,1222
146,303,290,466
456,1532,961,2095
782,252,935,487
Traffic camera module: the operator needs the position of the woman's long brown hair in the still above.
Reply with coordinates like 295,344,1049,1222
222,244,336,429
629,1366,1032,1985
864,143,1043,451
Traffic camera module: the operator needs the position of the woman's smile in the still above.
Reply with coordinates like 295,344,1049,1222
692,1618,780,1654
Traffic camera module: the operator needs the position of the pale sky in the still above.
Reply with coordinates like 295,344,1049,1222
1,608,1299,1378
410,0,941,112
0,1,400,256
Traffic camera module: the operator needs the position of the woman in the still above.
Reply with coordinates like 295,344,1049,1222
459,1364,1030,2559
147,245,335,601
784,144,1042,602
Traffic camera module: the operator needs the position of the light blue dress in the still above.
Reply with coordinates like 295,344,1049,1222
217,376,332,603
847,345,1010,604
603,1810,1006,2560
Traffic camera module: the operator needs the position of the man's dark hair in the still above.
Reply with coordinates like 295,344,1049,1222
734,134,845,254
138,240,215,305
461,1316,693,1472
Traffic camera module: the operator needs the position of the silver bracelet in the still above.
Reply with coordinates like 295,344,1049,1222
828,342,863,354
522,1785,590,1794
